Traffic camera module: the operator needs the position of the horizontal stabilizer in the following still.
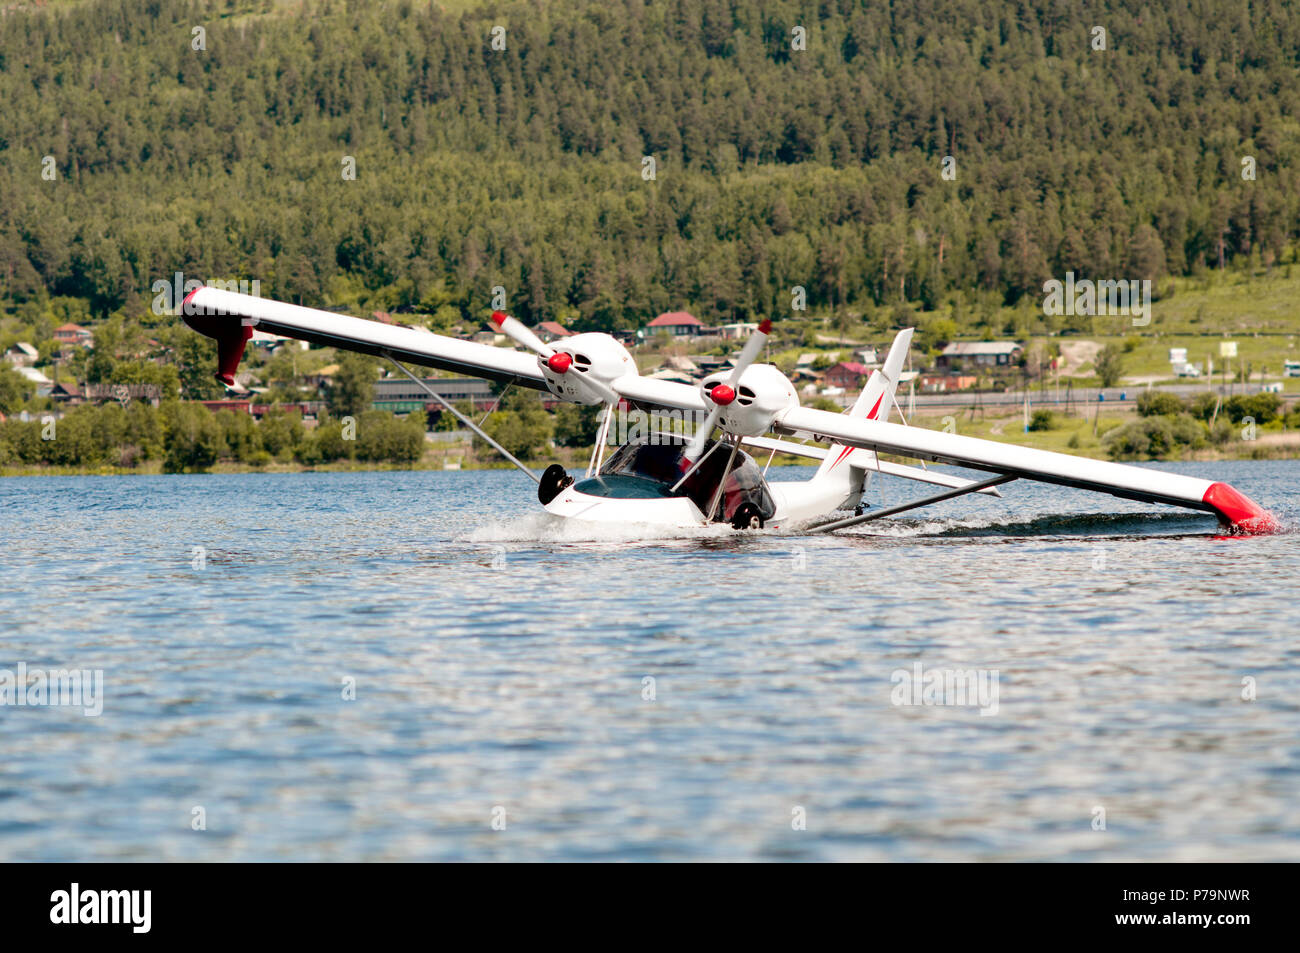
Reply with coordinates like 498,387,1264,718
741,435,1003,496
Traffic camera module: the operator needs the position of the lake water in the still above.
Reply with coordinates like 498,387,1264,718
1,460,1297,861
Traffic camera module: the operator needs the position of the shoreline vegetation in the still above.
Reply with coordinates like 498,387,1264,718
4,440,1293,479
4,396,1296,478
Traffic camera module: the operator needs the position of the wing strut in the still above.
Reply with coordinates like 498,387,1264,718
808,474,1017,534
386,356,540,484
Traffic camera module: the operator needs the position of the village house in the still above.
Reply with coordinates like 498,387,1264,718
646,311,704,337
937,341,1023,370
371,376,496,414
661,355,700,375
43,381,83,403
249,329,309,352
716,322,759,340
646,367,696,385
53,323,94,348
693,355,734,375
822,361,874,390
537,321,573,343
918,373,979,394
18,366,53,387
3,342,39,367
85,384,164,406
853,346,880,366
303,364,340,390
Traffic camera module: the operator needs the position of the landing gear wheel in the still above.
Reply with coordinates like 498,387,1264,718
538,464,574,505
730,502,764,530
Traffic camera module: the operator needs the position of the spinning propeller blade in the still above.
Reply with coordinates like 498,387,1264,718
682,319,771,464
490,311,619,404
490,310,553,358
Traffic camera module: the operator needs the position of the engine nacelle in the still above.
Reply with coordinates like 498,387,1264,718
700,364,800,436
539,332,635,405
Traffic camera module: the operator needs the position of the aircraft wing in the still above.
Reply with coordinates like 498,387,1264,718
614,375,706,413
183,287,548,388
776,405,1276,532
183,287,710,414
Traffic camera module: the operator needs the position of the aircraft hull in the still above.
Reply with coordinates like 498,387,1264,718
543,485,710,526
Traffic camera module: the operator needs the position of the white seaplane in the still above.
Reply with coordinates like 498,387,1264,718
181,286,1276,535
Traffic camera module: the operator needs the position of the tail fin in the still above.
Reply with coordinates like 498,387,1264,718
812,328,914,501
845,326,913,426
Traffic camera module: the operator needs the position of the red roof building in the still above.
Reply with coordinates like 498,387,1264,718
538,321,573,342
53,323,94,347
647,311,704,336
823,361,874,390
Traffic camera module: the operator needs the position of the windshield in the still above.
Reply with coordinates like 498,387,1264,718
570,474,678,499
597,437,776,522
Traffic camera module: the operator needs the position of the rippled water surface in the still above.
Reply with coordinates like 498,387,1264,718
1,460,1298,861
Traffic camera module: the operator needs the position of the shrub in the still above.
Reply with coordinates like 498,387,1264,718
1136,390,1185,417
161,401,224,472
355,410,425,464
259,407,305,459
1104,413,1206,460
1224,392,1282,425
1186,392,1219,421
215,409,262,462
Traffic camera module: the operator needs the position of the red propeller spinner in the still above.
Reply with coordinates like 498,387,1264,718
709,383,736,405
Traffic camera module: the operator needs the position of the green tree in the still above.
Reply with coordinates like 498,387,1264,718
161,402,224,472
327,352,378,418
355,410,425,463
478,391,554,460
0,365,29,415
1094,346,1125,388
553,403,601,447
1136,391,1185,417
259,408,305,460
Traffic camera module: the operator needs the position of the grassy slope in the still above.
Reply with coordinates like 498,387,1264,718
1018,269,1300,392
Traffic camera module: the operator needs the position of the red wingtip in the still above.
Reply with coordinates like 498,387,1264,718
489,310,508,327
758,319,772,335
1202,482,1278,534
182,288,252,387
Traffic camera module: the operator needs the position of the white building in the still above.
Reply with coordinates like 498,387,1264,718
3,342,39,367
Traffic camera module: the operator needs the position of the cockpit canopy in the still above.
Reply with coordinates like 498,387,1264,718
572,436,776,523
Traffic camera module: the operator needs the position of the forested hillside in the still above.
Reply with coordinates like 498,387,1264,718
2,0,1299,335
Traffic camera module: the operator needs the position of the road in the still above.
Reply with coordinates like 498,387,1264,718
893,382,1270,411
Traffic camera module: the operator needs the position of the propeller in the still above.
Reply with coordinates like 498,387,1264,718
681,318,771,466
489,311,618,404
